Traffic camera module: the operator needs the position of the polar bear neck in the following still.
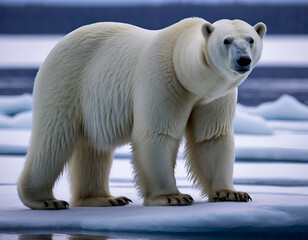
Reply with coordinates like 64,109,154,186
173,23,245,102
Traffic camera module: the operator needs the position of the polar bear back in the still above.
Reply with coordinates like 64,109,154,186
33,22,161,149
32,19,205,150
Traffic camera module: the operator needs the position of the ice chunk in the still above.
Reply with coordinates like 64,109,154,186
0,94,32,115
238,95,308,120
234,110,274,135
0,111,32,129
0,114,11,128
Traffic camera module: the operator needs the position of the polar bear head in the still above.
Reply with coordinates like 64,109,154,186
201,19,266,76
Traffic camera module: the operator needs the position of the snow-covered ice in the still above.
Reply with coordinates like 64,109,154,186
1,156,308,235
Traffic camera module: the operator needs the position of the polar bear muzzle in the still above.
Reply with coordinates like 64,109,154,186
234,55,252,74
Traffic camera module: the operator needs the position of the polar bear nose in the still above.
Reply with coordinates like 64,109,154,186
237,56,251,67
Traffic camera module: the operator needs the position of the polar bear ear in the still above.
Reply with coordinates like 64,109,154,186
254,22,267,39
201,22,215,38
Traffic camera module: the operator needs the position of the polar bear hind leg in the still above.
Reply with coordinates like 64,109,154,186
17,116,76,210
69,140,132,207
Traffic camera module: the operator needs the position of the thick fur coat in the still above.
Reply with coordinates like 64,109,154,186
18,18,266,209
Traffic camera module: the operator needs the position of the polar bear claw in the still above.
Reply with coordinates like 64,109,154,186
72,196,132,207
144,194,194,206
41,200,69,210
210,190,252,202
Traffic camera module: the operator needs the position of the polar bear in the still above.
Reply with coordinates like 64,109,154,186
18,18,266,209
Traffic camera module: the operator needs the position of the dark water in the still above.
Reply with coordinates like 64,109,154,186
1,3,308,35
238,77,308,106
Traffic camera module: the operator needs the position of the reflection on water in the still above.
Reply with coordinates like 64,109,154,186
1,231,307,240
0,233,111,240
18,233,109,239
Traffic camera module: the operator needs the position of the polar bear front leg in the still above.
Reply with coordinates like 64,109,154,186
186,133,251,202
132,135,194,206
185,91,251,202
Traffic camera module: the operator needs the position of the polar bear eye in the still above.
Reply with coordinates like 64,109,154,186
223,38,233,45
248,38,254,44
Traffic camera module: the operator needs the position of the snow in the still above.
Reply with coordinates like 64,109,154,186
1,194,307,232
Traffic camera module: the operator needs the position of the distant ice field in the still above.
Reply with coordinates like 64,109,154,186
0,35,308,68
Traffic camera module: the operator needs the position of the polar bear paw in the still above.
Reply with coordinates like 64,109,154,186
73,196,132,207
42,200,70,210
23,199,69,210
144,193,194,206
209,190,252,202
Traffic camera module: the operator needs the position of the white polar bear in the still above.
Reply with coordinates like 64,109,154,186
18,18,266,209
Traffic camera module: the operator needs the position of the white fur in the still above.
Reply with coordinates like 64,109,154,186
17,18,266,209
